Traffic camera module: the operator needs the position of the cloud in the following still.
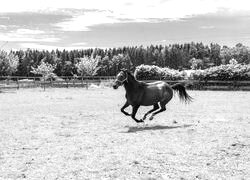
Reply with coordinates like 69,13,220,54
1,0,250,20
19,43,90,51
1,0,250,49
1,0,250,32
49,0,250,31
71,42,87,46
200,26,215,29
54,11,119,31
15,29,44,35
0,29,59,42
1,0,250,13
0,25,7,29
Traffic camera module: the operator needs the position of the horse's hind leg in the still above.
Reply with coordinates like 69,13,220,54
142,103,159,120
149,102,166,120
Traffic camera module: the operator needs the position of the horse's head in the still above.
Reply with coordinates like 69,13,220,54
113,69,128,89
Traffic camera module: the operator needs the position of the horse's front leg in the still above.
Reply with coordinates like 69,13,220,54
121,101,131,116
131,105,144,123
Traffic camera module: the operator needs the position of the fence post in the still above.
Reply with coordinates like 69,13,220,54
43,77,46,91
33,77,36,87
86,78,88,89
7,76,9,85
16,78,19,90
198,80,202,90
233,80,237,90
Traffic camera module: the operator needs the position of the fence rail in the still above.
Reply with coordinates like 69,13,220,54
0,76,115,90
1,76,250,90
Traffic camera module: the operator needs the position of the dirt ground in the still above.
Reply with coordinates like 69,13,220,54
0,87,249,180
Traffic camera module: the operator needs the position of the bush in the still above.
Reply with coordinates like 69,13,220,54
190,63,250,81
134,65,186,80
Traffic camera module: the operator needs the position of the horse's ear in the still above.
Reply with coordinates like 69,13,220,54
121,68,128,73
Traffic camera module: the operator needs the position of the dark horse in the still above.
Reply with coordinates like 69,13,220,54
113,69,192,123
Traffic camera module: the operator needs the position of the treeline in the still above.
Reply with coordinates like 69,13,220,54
2,42,250,77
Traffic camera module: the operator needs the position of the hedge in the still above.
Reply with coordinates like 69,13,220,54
134,65,186,80
190,63,250,81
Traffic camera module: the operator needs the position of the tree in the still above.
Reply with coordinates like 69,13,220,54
189,58,204,69
75,55,100,88
97,55,111,76
220,46,232,64
111,54,132,75
0,50,19,76
31,60,55,91
7,42,250,78
75,56,100,76
61,61,75,76
232,43,250,64
210,43,221,66
229,58,238,65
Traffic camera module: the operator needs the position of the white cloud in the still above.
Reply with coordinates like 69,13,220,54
1,0,250,15
113,0,250,19
0,25,7,29
54,11,121,31
19,43,91,51
200,26,215,29
51,0,250,31
1,0,250,31
71,42,87,46
15,29,44,35
1,0,250,48
0,29,59,42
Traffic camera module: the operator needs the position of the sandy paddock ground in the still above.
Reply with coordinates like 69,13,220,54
0,87,249,180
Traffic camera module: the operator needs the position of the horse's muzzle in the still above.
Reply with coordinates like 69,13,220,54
113,84,118,89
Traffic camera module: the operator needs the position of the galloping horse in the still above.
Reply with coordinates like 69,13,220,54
113,69,192,123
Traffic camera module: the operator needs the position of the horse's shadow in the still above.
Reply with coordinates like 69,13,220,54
124,124,192,133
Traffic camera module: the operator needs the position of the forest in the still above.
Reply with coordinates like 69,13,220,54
0,42,250,77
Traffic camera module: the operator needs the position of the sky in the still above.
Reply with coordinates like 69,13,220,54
0,0,250,51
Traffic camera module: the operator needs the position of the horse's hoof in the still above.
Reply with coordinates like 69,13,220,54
137,120,144,123
149,116,154,121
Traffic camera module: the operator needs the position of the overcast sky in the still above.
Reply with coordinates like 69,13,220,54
0,0,250,50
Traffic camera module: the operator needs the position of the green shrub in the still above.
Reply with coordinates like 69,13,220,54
134,65,186,80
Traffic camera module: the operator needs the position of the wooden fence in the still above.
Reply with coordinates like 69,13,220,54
186,80,250,91
0,76,115,90
144,80,250,91
1,76,250,91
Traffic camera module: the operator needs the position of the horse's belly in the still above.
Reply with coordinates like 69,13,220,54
140,91,162,106
141,99,159,106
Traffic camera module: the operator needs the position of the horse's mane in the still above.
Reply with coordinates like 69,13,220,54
122,69,146,86
126,70,148,87
121,69,135,79
127,71,135,79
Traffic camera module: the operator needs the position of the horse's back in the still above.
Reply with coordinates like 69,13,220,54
145,80,166,86
144,81,172,91
140,80,173,106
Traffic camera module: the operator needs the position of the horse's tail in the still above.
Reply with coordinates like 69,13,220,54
171,83,193,103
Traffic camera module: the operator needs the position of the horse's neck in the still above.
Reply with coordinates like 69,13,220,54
124,74,139,92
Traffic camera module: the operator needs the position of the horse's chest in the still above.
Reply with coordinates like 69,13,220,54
126,93,142,105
